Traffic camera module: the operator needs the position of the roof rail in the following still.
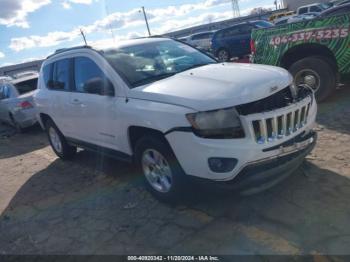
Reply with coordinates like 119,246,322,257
46,45,93,59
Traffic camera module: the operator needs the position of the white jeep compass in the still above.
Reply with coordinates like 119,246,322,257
34,38,317,202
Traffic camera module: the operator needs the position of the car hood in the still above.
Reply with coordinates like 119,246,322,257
129,63,292,111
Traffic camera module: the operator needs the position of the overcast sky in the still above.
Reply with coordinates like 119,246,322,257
0,0,277,67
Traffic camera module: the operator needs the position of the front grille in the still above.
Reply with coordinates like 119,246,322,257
249,98,312,144
236,85,312,116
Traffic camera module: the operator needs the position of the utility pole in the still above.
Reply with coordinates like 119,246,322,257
231,0,240,18
141,6,151,36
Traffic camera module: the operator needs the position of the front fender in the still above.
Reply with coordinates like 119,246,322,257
116,99,193,154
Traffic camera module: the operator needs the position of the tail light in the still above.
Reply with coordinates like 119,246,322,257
250,39,256,54
19,101,33,110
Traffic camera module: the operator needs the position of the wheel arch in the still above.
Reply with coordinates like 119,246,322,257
128,126,171,157
280,43,338,73
38,113,53,130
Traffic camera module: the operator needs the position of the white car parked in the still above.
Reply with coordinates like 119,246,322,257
34,38,317,202
297,3,328,15
0,74,38,131
185,31,215,51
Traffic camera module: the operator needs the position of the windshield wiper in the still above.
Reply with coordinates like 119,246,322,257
131,63,216,87
132,72,177,87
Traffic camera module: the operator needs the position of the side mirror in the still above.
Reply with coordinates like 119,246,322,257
84,77,115,96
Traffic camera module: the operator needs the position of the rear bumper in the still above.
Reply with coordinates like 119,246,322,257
13,108,37,128
192,131,317,195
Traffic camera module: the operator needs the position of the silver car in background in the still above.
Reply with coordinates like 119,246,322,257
0,73,38,131
183,31,215,51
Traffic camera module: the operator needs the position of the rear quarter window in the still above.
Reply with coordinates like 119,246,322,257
42,63,52,87
15,79,38,95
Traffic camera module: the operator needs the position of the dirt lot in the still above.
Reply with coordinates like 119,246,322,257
0,87,350,255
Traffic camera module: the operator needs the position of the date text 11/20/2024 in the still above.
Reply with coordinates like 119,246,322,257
269,27,349,46
127,256,220,261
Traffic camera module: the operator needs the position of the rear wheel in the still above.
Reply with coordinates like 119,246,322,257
289,56,336,102
45,119,76,160
217,48,231,62
135,136,187,203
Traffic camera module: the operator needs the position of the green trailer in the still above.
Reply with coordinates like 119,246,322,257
251,13,350,101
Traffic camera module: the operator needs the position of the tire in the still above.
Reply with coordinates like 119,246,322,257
289,56,336,102
134,136,187,203
217,48,231,62
45,119,76,160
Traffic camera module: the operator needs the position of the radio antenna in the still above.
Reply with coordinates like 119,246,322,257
80,28,88,46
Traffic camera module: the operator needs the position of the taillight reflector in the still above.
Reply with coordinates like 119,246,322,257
250,39,256,54
19,101,33,109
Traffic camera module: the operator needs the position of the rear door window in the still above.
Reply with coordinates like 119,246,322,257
51,59,71,91
299,7,308,14
15,79,38,95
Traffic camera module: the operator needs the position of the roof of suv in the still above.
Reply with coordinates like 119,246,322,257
46,37,171,60
213,20,269,34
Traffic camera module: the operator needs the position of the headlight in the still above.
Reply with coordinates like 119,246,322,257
186,107,244,139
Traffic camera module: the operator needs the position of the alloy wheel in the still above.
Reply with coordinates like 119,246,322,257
295,69,321,92
218,49,229,62
49,127,63,153
141,149,173,193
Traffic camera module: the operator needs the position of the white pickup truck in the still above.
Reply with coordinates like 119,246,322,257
34,38,317,202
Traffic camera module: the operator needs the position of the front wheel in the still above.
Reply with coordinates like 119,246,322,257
289,56,336,102
135,136,187,203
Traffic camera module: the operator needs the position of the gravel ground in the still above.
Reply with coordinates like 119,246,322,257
0,87,349,255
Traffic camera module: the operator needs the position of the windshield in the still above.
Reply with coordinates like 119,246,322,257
102,39,216,88
320,3,330,9
254,21,274,28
